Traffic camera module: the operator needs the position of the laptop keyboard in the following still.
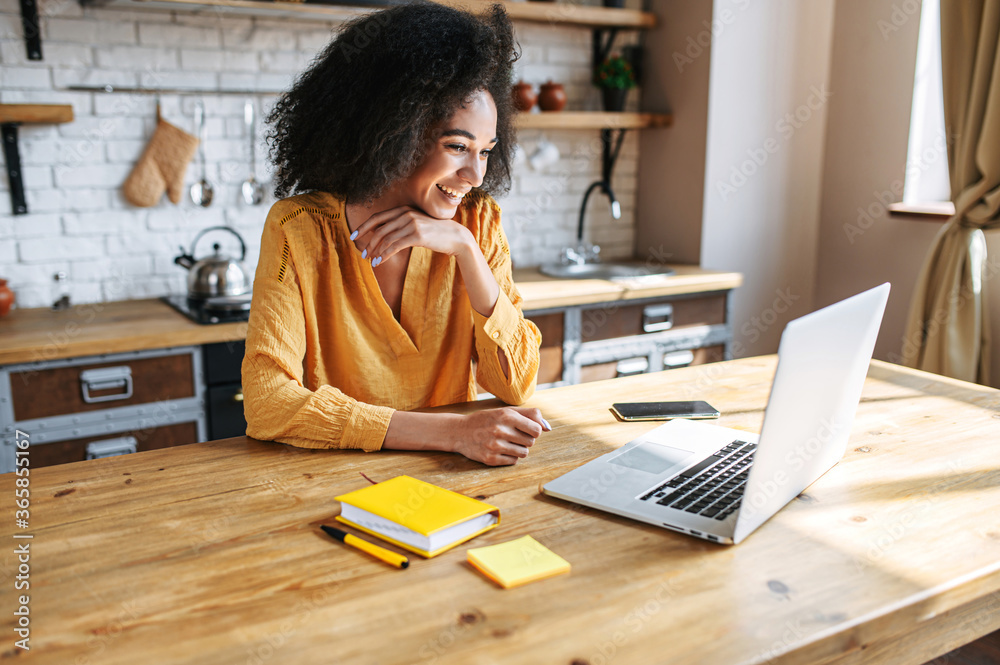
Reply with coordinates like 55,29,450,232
639,440,757,520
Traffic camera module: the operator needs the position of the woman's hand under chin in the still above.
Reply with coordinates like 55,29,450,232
351,204,475,267
351,200,501,322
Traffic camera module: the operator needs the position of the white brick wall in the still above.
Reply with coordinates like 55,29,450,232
0,0,641,309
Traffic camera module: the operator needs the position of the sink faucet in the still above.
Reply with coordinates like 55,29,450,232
564,180,621,266
561,244,600,266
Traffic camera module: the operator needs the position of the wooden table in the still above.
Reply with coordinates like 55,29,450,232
3,357,999,664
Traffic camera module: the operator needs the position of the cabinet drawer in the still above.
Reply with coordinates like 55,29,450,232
10,352,195,421
579,345,726,384
580,295,726,342
28,421,199,469
580,357,645,384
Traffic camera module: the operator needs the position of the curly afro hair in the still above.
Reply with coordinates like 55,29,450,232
266,1,519,203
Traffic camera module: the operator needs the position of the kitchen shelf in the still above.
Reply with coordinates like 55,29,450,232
66,84,285,96
516,111,672,130
440,0,655,27
0,103,74,124
79,0,657,27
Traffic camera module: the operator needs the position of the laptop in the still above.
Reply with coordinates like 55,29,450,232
541,283,890,545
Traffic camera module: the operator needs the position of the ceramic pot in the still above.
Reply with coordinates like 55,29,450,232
511,81,536,112
601,87,629,112
538,81,567,112
0,279,14,317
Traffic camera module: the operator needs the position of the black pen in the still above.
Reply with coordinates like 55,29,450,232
321,525,410,569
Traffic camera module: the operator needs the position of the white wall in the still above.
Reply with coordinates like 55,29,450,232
0,0,641,309
700,0,835,356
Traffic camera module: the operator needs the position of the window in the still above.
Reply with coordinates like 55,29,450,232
902,0,951,205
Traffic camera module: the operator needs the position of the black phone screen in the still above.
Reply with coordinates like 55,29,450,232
611,400,720,421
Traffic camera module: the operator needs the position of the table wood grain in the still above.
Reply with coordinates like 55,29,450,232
2,357,998,664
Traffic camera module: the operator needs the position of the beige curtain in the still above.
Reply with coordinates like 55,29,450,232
902,0,1000,384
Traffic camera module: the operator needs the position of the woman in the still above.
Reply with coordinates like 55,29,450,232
242,2,548,466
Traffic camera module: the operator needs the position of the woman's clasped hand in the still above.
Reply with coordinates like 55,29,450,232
454,407,552,467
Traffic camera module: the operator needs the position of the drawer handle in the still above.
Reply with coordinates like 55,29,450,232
642,304,674,333
232,391,244,403
663,350,695,369
616,358,649,377
86,436,138,460
80,366,134,404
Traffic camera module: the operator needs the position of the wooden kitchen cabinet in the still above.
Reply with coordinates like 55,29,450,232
26,422,199,468
523,289,735,389
8,352,195,421
528,312,564,386
0,347,206,472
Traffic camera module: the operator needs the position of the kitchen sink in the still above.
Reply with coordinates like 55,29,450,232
539,261,675,281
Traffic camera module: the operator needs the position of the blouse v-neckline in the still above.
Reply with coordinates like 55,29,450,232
342,203,429,357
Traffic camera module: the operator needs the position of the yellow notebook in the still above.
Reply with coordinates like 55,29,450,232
335,476,500,558
466,536,571,589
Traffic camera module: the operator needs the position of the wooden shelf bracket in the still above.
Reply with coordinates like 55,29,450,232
593,26,620,67
19,0,42,61
1,125,27,215
0,104,75,216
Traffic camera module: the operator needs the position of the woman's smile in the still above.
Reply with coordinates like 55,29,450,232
436,183,468,202
398,89,499,219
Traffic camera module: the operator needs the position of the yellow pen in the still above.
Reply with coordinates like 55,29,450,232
320,525,409,569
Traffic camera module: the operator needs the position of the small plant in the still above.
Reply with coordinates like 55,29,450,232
594,54,637,90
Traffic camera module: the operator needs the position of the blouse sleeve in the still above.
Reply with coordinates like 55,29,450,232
471,197,542,404
241,208,394,451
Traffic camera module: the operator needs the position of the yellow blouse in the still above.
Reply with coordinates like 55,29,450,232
241,190,542,452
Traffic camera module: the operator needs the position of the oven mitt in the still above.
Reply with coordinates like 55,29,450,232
122,118,199,207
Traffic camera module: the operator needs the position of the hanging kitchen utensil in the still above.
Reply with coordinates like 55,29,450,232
190,100,213,207
174,226,251,299
241,100,264,206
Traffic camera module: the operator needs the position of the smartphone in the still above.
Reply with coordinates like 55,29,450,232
610,400,720,422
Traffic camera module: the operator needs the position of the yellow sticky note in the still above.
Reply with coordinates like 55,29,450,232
467,535,570,589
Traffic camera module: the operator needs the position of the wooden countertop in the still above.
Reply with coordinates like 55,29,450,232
0,265,741,365
0,299,249,366
511,264,742,310
3,357,999,664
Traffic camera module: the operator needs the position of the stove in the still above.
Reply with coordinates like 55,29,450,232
162,294,252,325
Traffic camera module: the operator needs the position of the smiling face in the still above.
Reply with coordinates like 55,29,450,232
395,89,499,220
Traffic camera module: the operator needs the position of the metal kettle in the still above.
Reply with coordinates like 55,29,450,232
174,226,251,299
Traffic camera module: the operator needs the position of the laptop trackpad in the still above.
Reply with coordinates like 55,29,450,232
609,442,695,475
